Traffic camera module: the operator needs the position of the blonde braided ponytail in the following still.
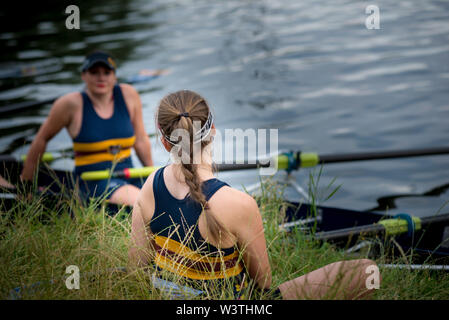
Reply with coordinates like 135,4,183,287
157,90,222,241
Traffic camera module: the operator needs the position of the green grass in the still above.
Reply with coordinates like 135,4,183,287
0,172,448,300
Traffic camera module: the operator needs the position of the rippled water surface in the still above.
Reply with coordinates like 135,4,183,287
1,0,448,215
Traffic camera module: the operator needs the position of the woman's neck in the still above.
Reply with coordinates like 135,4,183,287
171,163,215,183
86,88,114,110
170,147,216,182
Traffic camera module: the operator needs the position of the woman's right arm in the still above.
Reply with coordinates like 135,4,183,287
20,95,73,181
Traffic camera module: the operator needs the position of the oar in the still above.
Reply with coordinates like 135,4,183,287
217,146,449,172
0,152,71,166
7,132,158,164
81,166,161,181
0,69,168,115
379,264,449,272
80,163,267,180
0,97,56,114
78,146,449,181
312,212,449,242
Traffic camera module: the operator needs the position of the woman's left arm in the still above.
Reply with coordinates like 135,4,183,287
129,200,152,268
122,84,154,167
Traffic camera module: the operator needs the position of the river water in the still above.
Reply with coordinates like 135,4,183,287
1,0,448,216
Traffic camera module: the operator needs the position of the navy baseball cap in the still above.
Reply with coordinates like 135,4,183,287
81,51,117,72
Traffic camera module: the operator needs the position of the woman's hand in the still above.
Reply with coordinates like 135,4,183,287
0,175,15,190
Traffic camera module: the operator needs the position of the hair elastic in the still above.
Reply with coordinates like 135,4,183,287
159,111,214,146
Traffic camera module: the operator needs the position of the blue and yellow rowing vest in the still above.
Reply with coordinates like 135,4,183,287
73,84,135,175
150,166,248,297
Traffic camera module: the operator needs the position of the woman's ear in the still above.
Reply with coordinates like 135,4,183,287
160,136,172,152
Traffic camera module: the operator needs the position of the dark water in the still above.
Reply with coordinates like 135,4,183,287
1,0,448,216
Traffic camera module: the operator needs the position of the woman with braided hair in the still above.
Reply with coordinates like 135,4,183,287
129,90,380,299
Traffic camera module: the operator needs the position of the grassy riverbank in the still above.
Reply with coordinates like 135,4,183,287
0,176,448,300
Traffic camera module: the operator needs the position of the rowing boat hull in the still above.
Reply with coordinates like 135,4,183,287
284,202,449,260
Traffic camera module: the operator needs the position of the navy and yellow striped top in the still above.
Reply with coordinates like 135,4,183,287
150,167,246,287
73,84,135,174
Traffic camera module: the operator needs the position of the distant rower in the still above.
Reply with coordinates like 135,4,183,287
21,50,154,206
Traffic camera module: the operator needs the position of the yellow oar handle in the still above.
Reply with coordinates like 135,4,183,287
80,166,160,181
299,152,320,168
276,152,320,170
21,152,56,163
378,216,422,236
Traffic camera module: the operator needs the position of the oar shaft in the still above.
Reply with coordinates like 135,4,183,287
318,146,449,164
14,146,448,180
0,98,56,114
217,146,449,172
314,212,449,242
214,153,318,171
18,134,157,163
0,155,17,163
314,223,385,241
379,264,449,271
216,162,269,171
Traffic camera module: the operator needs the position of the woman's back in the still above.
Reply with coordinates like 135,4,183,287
150,165,233,253
134,164,262,297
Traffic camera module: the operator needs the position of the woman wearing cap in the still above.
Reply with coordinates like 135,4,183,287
21,51,153,206
129,90,379,299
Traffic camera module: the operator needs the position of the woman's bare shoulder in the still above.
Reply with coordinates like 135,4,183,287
41,92,82,132
209,186,259,219
53,92,82,110
208,186,262,241
140,170,156,196
119,83,139,97
135,170,158,223
58,91,82,103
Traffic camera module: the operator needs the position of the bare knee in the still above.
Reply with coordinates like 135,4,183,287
359,259,381,298
331,259,380,298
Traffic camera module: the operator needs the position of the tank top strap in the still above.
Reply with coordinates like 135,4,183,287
80,91,96,119
153,166,166,198
112,84,131,119
74,91,99,143
152,166,171,221
80,91,92,112
152,167,229,203
152,167,229,221
203,179,229,201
